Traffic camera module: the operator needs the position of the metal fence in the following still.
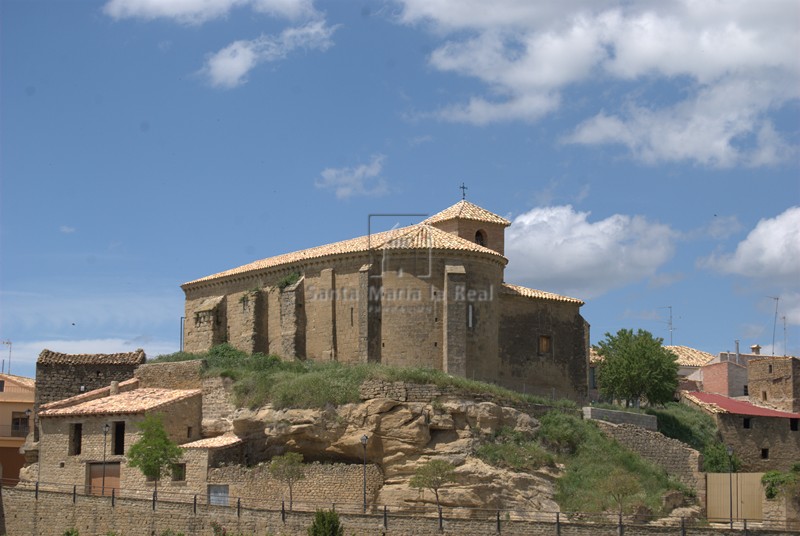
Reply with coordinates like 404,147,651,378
3,478,798,533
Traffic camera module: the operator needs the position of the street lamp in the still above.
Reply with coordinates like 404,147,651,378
360,434,369,513
726,445,734,529
102,423,110,496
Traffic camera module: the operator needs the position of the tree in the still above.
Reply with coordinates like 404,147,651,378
269,451,306,510
307,509,344,536
595,329,679,407
409,459,456,510
126,414,183,495
600,468,641,514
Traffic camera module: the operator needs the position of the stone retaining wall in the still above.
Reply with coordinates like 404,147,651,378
595,421,704,493
582,407,658,430
2,488,797,536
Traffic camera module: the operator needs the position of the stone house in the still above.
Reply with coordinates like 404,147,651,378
36,377,202,495
686,344,768,398
182,200,590,402
0,373,34,484
682,391,800,472
747,355,799,413
33,349,146,441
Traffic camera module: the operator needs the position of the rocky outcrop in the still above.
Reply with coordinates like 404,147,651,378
211,394,560,515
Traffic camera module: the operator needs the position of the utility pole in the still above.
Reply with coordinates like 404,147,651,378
658,306,674,345
769,296,779,355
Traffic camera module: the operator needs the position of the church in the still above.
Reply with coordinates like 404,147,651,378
182,200,590,401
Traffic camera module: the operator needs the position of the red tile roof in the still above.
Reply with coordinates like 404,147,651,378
684,391,800,418
184,223,507,286
183,433,243,449
39,387,201,417
423,200,511,226
501,283,584,305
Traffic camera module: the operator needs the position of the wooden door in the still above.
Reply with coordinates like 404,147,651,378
87,462,120,496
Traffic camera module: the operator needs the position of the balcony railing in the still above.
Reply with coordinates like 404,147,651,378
0,424,30,438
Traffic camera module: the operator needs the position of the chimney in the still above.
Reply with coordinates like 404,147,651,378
751,344,761,355
735,340,740,365
110,381,119,395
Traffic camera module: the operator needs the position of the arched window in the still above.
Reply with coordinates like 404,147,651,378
475,229,487,246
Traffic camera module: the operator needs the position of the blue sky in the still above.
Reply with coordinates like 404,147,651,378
2,0,799,379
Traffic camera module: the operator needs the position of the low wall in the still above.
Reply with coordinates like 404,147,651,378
582,407,658,430
2,487,798,536
595,421,704,493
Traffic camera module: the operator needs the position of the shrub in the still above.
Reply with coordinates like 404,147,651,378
701,442,742,473
307,509,344,536
538,411,586,455
277,272,301,290
475,427,554,471
63,530,79,536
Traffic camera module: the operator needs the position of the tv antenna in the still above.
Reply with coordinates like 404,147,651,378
658,306,674,345
769,296,779,355
1,339,11,375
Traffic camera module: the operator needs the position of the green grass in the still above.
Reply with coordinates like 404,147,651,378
150,344,578,410
645,402,718,451
474,427,554,471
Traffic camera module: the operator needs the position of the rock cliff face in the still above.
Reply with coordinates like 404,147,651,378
221,395,561,514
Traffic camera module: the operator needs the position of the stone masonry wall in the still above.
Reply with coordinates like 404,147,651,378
134,360,205,389
595,421,704,493
3,487,798,536
748,357,799,413
206,462,384,509
583,407,658,431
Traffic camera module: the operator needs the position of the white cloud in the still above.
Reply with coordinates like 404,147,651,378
103,0,317,25
200,20,337,88
504,205,676,298
316,154,389,199
201,21,336,88
59,225,76,234
701,206,800,285
395,0,799,166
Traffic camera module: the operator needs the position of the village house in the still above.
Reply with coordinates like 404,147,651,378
181,200,591,402
0,373,34,484
682,391,800,472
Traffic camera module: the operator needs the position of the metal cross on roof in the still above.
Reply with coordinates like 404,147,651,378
459,182,468,200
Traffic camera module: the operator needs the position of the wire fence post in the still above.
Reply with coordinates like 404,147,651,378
496,510,501,533
72,484,76,503
383,505,388,530
281,500,286,523
152,489,156,511
193,494,197,515
237,497,241,517
744,518,748,535
556,512,561,536
35,481,39,500
618,512,624,536
111,487,115,507
681,516,685,536
438,506,443,532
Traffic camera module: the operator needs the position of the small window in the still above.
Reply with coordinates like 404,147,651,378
761,448,769,459
743,418,751,429
762,391,768,402
187,426,193,438
69,423,82,455
539,335,552,354
768,364,773,374
113,421,125,455
791,419,798,432
743,385,748,396
474,230,487,247
171,463,186,482
0,380,5,392
11,412,29,437
350,307,354,327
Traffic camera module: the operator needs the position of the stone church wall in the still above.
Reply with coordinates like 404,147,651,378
497,295,588,401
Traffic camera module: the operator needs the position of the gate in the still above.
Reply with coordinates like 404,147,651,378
707,472,764,523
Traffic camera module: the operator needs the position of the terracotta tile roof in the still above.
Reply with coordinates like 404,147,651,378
183,433,243,449
184,224,506,286
38,348,146,366
664,346,715,367
500,283,584,305
39,387,201,417
684,391,800,418
423,200,511,226
0,373,35,389
589,345,714,368
41,378,140,411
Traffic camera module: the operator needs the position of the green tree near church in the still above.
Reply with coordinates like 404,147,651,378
596,328,679,407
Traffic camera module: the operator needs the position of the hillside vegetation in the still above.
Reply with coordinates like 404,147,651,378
153,345,686,514
152,344,576,410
